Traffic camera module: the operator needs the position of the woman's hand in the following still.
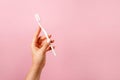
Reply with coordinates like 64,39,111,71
26,27,54,80
25,27,54,80
31,27,54,69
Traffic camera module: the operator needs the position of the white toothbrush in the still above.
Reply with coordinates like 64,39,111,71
34,14,56,56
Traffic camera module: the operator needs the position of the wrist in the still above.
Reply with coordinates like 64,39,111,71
32,64,43,71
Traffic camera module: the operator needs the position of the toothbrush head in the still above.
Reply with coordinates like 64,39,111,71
35,14,40,22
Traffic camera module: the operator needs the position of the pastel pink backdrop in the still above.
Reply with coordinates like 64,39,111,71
0,0,120,80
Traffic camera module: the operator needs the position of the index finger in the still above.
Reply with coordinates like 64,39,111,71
32,26,41,45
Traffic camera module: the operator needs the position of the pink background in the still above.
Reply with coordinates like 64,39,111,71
0,0,120,80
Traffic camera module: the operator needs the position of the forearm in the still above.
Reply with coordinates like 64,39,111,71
25,65,42,80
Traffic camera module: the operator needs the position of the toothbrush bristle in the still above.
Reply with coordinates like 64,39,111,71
35,14,40,22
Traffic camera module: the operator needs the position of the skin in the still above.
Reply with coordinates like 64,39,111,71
25,26,55,80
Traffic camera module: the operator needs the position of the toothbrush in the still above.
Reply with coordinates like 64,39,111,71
34,14,56,56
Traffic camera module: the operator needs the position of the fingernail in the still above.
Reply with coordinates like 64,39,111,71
49,35,52,37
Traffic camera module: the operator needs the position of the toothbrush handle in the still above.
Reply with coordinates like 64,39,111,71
50,44,56,56
38,23,56,56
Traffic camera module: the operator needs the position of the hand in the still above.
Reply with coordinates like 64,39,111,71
25,26,54,80
31,27,54,69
